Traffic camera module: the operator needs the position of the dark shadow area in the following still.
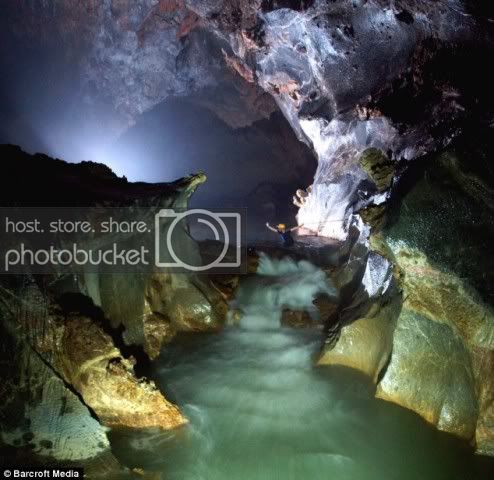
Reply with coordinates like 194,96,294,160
0,144,173,206
56,291,151,376
107,98,315,202
370,42,494,138
261,0,315,12
104,97,316,242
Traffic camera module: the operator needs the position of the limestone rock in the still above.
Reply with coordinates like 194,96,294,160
1,279,187,436
376,309,478,441
142,308,176,361
393,248,494,350
364,145,494,452
0,339,111,462
77,169,228,358
384,145,494,303
318,295,400,383
358,204,387,232
0,285,111,463
359,148,395,193
313,295,339,326
58,315,187,430
318,204,494,450
150,275,224,332
95,269,227,360
280,309,314,328
376,245,494,446
472,347,494,456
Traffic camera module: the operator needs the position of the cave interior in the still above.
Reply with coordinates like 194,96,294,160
0,1,494,478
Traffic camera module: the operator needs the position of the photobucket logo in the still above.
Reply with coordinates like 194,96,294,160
4,243,150,272
0,207,246,274
155,209,241,271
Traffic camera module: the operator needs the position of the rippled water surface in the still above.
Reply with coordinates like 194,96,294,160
112,256,482,479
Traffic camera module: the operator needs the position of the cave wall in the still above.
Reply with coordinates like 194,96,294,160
376,140,494,455
223,0,494,238
0,282,111,463
318,142,494,455
4,1,491,234
0,146,231,468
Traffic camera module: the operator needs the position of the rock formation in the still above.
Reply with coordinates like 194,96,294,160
203,0,494,455
318,141,494,455
0,145,229,468
1,0,494,464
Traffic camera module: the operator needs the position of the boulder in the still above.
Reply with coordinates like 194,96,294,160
58,315,186,430
376,309,478,441
359,148,395,193
318,294,400,383
376,245,494,447
1,279,187,432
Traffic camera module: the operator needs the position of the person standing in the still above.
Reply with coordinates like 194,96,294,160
265,222,303,247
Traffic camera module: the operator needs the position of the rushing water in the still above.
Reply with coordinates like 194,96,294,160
111,255,482,479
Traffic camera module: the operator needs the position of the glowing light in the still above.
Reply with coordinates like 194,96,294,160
297,182,350,240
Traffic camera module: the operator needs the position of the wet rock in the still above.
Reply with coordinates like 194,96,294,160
317,158,494,451
318,293,400,383
393,249,494,349
141,309,176,361
360,250,394,299
385,145,494,304
358,148,395,193
280,309,314,328
354,143,494,452
473,348,494,456
377,307,479,441
0,332,111,462
375,245,494,445
313,294,339,325
0,282,111,463
280,295,337,328
58,315,186,430
358,204,386,232
147,275,224,333
208,271,241,300
316,213,398,369
94,269,227,361
0,278,187,432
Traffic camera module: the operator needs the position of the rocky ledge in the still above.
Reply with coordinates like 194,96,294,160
0,145,229,468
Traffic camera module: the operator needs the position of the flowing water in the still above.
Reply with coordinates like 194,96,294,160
111,255,482,479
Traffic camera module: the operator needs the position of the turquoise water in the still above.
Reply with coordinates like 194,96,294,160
112,256,481,479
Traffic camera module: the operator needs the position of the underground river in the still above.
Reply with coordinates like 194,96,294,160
111,254,480,479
